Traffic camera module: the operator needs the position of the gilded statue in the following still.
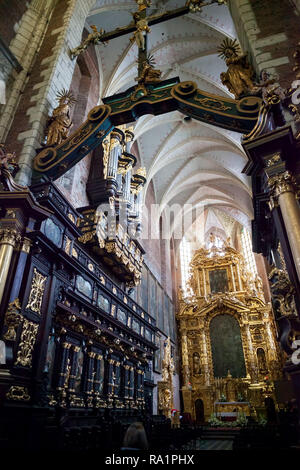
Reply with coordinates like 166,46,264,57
218,38,255,99
70,25,105,59
45,89,76,146
136,54,161,85
135,0,152,11
130,12,151,50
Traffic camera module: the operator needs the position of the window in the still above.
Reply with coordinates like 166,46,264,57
180,236,192,296
241,227,257,276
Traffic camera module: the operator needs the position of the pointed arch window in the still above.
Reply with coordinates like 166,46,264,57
179,236,192,296
241,227,257,276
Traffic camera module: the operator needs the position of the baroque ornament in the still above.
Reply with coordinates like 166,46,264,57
15,319,39,367
26,268,47,313
3,298,23,341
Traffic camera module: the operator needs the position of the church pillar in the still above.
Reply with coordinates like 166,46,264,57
267,171,300,283
0,229,20,305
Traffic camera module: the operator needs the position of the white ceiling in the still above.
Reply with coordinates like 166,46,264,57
86,0,253,240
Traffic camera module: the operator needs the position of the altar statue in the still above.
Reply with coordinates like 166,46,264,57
130,12,150,50
45,89,76,146
218,38,255,99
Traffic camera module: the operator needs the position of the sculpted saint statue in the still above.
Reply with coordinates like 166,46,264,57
218,38,254,99
45,89,76,146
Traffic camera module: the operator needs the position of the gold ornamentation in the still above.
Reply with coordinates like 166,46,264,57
21,237,31,253
6,386,30,402
177,240,283,420
67,213,75,223
266,153,281,167
218,38,254,99
3,298,23,341
70,25,105,59
64,237,72,255
45,89,76,146
0,228,21,245
268,267,297,317
72,247,78,258
26,268,47,313
267,171,296,198
15,318,39,367
194,96,231,111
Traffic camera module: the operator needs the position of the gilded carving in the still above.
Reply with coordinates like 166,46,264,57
15,319,39,367
218,38,255,99
177,238,283,421
158,337,174,418
267,171,296,199
6,386,30,402
3,298,23,341
0,228,21,245
26,268,47,313
70,25,105,59
45,89,76,146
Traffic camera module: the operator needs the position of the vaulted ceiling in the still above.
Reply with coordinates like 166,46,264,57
87,0,252,241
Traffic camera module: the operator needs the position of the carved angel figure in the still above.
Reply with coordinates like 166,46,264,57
45,90,76,146
251,70,286,105
70,25,105,59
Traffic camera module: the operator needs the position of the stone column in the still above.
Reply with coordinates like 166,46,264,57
267,171,300,283
0,229,20,305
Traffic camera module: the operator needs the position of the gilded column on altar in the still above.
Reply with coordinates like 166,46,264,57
0,228,20,304
268,171,300,282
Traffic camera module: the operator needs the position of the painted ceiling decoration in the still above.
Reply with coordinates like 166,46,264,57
34,0,256,242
